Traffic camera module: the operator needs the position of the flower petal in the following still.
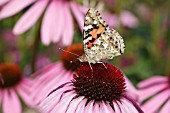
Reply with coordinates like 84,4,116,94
32,62,63,91
84,101,94,113
41,1,63,45
121,99,139,113
33,62,62,80
120,10,139,28
50,92,77,113
70,2,84,32
141,89,170,113
0,0,36,19
138,83,168,101
159,98,170,113
100,102,114,113
92,103,100,113
2,89,22,113
13,0,48,35
62,2,74,46
51,1,64,43
38,85,74,113
0,90,2,104
75,98,87,113
125,77,138,100
0,0,9,6
15,83,33,107
138,76,168,88
32,70,72,104
114,101,122,113
66,96,84,113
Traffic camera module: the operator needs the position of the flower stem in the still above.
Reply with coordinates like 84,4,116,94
31,23,40,73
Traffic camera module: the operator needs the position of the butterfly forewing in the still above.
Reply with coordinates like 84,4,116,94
80,8,125,64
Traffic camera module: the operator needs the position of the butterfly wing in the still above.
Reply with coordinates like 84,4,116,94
82,8,125,63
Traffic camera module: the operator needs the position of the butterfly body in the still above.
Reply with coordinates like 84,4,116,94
78,8,125,64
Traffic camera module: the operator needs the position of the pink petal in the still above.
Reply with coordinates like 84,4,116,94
100,102,114,113
84,101,94,113
15,84,33,107
121,99,139,113
32,62,63,90
120,10,139,28
114,101,122,113
66,96,84,113
21,78,34,86
0,90,2,104
33,70,71,104
138,83,168,101
102,12,118,28
51,1,64,43
92,103,100,113
70,2,84,32
38,85,74,113
138,76,168,88
62,2,74,46
0,0,36,19
0,0,9,6
13,0,48,35
142,89,170,113
2,89,22,113
41,1,64,45
50,92,77,113
125,76,138,100
159,99,170,113
33,62,62,80
75,98,87,113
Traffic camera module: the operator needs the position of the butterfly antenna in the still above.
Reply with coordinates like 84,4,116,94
59,48,80,57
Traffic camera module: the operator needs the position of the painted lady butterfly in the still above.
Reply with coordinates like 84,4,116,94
78,8,125,66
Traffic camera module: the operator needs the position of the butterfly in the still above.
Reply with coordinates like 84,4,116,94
77,8,125,69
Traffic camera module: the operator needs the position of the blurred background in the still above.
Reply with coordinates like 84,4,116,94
0,0,170,87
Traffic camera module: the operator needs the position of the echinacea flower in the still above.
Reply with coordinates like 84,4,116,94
0,63,34,113
31,43,84,104
138,75,170,113
38,62,143,113
0,0,86,46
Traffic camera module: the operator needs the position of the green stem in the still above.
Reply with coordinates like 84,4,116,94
31,23,40,73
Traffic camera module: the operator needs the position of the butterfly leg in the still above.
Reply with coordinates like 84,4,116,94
88,62,93,73
98,62,107,69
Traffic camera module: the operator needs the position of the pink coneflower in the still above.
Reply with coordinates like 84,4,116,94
0,0,86,46
0,63,34,113
31,44,84,104
38,63,143,113
138,75,170,113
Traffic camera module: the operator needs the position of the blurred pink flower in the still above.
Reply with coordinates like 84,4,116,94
102,10,139,28
0,63,34,113
31,62,73,104
138,76,170,113
0,0,86,46
37,63,143,113
31,44,84,104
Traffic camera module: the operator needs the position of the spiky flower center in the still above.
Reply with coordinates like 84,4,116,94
0,63,22,88
61,43,84,71
72,63,126,105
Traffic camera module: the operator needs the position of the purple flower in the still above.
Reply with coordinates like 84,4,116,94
38,63,143,113
138,76,170,113
0,63,34,113
0,0,86,46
